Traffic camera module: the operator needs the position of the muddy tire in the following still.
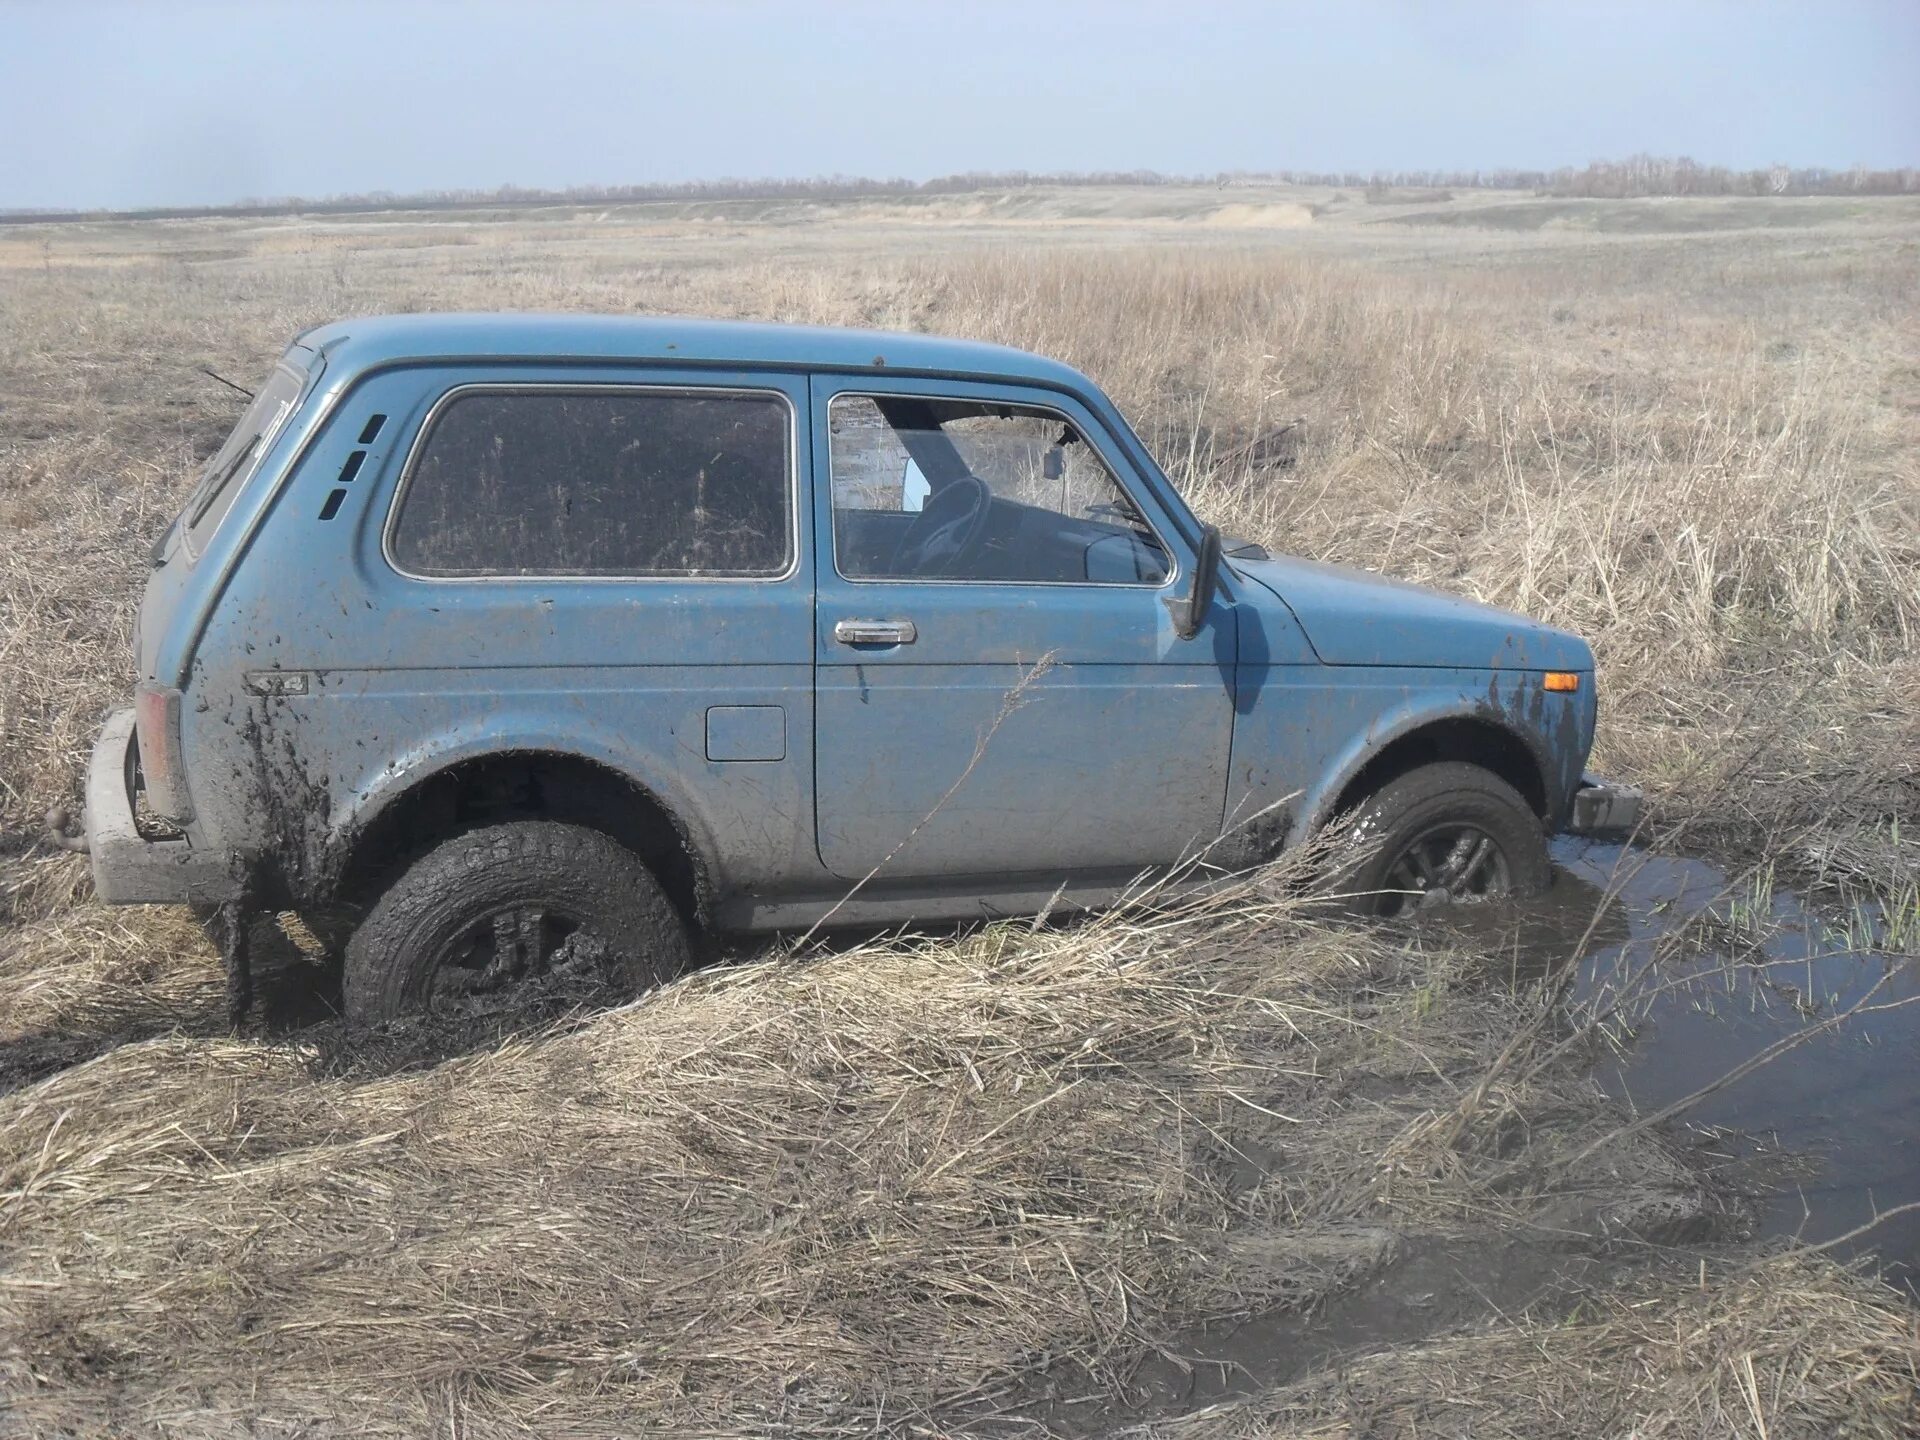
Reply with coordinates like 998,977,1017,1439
1335,762,1550,918
343,821,690,1023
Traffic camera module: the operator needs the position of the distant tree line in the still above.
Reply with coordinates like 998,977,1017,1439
4,156,1915,222
0,172,1184,223
1296,155,1920,198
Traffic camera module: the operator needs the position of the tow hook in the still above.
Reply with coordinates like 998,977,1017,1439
44,807,88,854
1567,775,1646,839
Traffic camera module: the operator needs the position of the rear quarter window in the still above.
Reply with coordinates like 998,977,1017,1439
388,386,794,579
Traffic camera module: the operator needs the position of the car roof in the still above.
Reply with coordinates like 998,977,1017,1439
293,312,1094,391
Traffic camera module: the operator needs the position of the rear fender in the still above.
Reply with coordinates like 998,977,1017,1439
329,718,723,899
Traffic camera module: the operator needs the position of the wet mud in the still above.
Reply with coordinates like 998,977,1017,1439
1418,841,1917,1294
1003,1238,1610,1435
292,966,639,1081
0,1031,163,1094
0,909,632,1094
1552,840,1920,1292
987,840,1919,1432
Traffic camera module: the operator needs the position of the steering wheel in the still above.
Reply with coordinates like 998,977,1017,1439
888,474,992,577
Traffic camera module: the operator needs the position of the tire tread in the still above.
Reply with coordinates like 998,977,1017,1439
343,820,689,1021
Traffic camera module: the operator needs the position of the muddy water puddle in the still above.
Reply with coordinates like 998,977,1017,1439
1016,841,1918,1433
1003,1238,1610,1433
1545,838,1919,1289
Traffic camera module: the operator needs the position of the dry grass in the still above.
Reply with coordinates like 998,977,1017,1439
3,196,1914,895
0,868,1836,1436
1,186,1917,1433
888,245,1920,894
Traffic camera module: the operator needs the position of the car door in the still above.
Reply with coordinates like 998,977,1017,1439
810,374,1236,882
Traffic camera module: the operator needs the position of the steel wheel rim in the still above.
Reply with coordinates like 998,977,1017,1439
1375,822,1514,918
431,902,588,1005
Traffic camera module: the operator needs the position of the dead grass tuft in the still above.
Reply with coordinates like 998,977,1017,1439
0,871,1726,1435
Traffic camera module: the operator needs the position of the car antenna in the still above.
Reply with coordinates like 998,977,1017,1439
200,367,254,400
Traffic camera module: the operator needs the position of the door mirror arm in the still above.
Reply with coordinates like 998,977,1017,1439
1169,524,1223,640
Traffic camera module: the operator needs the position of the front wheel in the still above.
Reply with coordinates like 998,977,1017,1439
1335,762,1551,919
343,821,691,1023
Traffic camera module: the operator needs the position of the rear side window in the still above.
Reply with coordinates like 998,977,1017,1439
184,361,307,557
389,387,793,578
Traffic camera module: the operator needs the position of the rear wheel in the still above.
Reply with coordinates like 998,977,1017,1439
343,821,691,1023
1336,762,1550,918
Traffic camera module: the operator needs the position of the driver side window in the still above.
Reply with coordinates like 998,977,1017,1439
828,394,1171,585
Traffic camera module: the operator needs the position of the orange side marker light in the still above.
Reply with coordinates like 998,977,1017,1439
1543,672,1581,693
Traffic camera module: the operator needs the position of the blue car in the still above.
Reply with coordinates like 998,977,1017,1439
81,314,1638,1021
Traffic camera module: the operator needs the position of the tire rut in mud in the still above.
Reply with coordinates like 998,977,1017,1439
0,909,649,1095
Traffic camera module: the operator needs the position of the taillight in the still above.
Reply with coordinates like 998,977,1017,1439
134,682,195,823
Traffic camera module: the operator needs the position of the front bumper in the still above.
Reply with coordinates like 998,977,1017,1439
1564,772,1645,839
85,708,245,905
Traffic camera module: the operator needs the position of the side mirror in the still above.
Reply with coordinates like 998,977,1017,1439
1174,524,1223,639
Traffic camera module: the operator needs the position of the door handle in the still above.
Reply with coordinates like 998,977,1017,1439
834,618,918,646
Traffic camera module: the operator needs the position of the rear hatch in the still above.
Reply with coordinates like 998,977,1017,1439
137,347,320,680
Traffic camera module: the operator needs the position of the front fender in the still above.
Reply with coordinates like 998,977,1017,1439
1291,688,1553,843
1225,664,1590,852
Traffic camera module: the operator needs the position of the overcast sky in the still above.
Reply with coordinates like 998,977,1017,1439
3,0,1915,210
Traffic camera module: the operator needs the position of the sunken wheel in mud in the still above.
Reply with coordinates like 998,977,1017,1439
1339,761,1551,918
343,821,692,1022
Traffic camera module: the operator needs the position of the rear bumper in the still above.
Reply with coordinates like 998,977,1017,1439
86,708,245,905
1564,772,1644,839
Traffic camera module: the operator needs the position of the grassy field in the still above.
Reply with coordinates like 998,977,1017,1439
1,185,1917,1434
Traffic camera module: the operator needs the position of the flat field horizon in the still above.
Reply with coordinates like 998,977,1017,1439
1,182,1916,1436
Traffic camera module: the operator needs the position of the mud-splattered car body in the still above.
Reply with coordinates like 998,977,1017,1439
86,313,1636,936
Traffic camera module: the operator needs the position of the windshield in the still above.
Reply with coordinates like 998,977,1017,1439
181,359,309,559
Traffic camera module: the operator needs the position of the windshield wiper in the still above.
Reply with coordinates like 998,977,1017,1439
187,434,261,528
